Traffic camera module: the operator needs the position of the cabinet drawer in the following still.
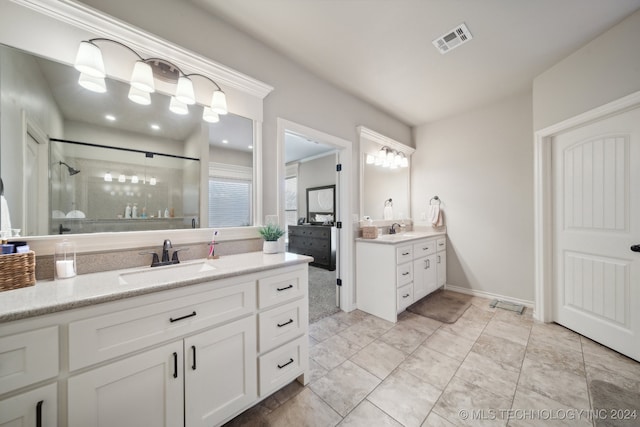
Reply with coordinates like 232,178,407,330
436,237,446,252
413,239,436,257
258,299,307,352
0,326,58,395
289,226,331,239
0,383,57,426
258,335,307,397
69,281,255,371
397,283,414,314
396,245,413,264
258,269,305,309
397,262,413,286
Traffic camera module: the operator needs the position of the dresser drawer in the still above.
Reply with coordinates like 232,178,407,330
413,239,436,257
397,283,414,313
69,281,255,371
258,299,306,352
436,237,446,252
396,245,413,264
258,335,307,397
0,326,58,395
289,226,331,239
258,269,306,309
397,262,413,286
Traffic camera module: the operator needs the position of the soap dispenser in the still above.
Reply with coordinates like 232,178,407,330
125,203,132,219
132,203,138,219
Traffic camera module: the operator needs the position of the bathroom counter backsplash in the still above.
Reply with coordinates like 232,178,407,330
0,251,312,323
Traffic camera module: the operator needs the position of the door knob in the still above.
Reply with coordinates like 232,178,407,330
631,245,640,252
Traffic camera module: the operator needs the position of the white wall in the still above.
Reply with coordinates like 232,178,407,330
412,91,534,302
533,9,640,131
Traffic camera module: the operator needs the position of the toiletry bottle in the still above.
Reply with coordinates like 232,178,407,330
125,203,132,219
132,203,138,218
141,206,147,218
164,208,169,218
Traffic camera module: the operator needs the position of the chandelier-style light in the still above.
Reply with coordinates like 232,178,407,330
73,38,228,121
373,146,409,169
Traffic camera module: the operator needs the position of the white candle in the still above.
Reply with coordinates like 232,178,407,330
56,259,76,279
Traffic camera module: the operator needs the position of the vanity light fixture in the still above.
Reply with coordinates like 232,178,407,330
131,175,139,184
118,174,126,183
372,146,409,169
149,177,157,186
104,172,113,182
74,38,228,120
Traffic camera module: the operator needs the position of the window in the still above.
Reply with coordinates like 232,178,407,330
208,162,253,227
285,176,298,226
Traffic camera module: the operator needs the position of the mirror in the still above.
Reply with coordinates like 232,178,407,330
306,185,335,225
0,42,255,236
358,127,414,221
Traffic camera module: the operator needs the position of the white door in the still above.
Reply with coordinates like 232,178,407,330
552,107,640,362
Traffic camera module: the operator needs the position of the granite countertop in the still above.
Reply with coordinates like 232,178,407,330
0,251,312,323
355,230,446,245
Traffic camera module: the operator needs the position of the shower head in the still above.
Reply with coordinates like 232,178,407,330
59,161,80,176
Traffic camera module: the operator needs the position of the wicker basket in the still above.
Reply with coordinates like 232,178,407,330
0,251,36,292
361,226,378,239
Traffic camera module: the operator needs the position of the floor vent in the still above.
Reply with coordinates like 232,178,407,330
432,23,473,54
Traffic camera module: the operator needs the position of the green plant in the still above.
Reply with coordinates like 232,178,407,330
258,223,285,241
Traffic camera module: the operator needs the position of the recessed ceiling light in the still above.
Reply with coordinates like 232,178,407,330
105,114,116,121
150,124,160,130
222,139,229,144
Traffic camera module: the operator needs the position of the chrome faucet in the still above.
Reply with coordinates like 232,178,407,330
162,239,172,262
389,223,401,234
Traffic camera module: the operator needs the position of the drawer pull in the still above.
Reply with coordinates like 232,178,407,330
437,255,441,263
277,358,294,369
402,272,410,276
426,259,431,269
422,247,429,251
277,318,294,327
403,293,410,298
169,311,197,323
277,284,294,291
172,352,178,378
191,345,197,370
402,252,410,256
36,400,43,427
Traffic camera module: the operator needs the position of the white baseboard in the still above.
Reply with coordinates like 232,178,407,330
444,284,535,308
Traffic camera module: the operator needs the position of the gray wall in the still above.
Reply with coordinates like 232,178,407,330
76,0,413,223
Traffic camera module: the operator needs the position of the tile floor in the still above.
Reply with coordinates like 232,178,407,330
225,294,640,426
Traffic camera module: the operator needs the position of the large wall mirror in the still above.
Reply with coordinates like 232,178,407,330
0,0,270,243
358,126,414,221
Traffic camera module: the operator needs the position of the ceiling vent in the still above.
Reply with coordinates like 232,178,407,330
432,23,473,54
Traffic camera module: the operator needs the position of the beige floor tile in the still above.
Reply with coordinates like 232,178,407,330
461,304,495,323
421,411,456,427
454,350,519,398
584,362,640,398
350,340,407,379
529,322,582,353
423,328,476,361
472,333,526,371
264,388,342,427
509,387,592,426
469,296,498,312
440,316,487,341
433,377,511,427
367,368,442,427
308,358,329,384
379,323,431,354
397,311,443,334
329,309,371,326
518,356,590,409
339,317,393,347
581,337,640,383
339,400,402,426
309,360,381,417
483,318,531,346
400,345,461,390
491,307,533,325
311,334,362,370
525,334,585,377
309,316,351,342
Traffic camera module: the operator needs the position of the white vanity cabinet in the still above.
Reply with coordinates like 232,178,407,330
356,234,446,322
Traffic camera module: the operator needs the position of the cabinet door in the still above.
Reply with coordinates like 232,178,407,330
68,341,184,427
184,315,257,427
437,250,447,287
0,383,57,426
413,255,437,301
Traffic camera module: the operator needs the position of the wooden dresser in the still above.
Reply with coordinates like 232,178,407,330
288,225,336,271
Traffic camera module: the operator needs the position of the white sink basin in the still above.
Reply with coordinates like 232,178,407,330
119,260,216,286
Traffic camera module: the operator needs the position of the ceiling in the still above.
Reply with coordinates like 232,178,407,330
191,0,640,126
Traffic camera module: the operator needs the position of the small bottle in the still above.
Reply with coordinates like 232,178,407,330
141,206,147,218
164,208,169,218
125,203,132,219
132,203,138,219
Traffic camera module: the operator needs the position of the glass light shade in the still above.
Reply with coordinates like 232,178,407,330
128,86,151,105
78,73,106,93
131,175,139,184
149,177,157,186
377,147,387,160
365,154,375,164
169,96,189,115
202,107,220,123
175,76,195,105
74,41,105,78
210,90,228,115
118,174,126,183
394,152,402,166
386,150,395,163
129,61,155,93
104,172,113,182
401,156,409,168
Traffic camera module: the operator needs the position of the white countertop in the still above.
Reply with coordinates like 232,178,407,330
0,252,312,323
355,230,446,245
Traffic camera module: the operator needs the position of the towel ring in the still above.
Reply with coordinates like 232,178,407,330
430,196,441,205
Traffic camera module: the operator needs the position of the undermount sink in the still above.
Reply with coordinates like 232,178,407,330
119,260,216,286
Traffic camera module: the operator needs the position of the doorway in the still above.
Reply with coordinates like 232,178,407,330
277,119,354,321
535,92,640,362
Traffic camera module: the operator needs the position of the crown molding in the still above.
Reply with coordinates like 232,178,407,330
357,126,415,155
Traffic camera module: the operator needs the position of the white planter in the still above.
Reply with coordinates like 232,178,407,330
263,241,278,254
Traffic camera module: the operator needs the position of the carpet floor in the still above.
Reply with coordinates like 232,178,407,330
308,266,339,323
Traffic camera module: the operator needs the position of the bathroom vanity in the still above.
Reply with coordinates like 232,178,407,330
0,252,311,426
356,231,446,322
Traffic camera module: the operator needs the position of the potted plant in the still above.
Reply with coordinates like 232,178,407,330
258,223,285,254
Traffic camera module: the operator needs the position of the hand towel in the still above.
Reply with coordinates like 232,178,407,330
429,204,444,227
